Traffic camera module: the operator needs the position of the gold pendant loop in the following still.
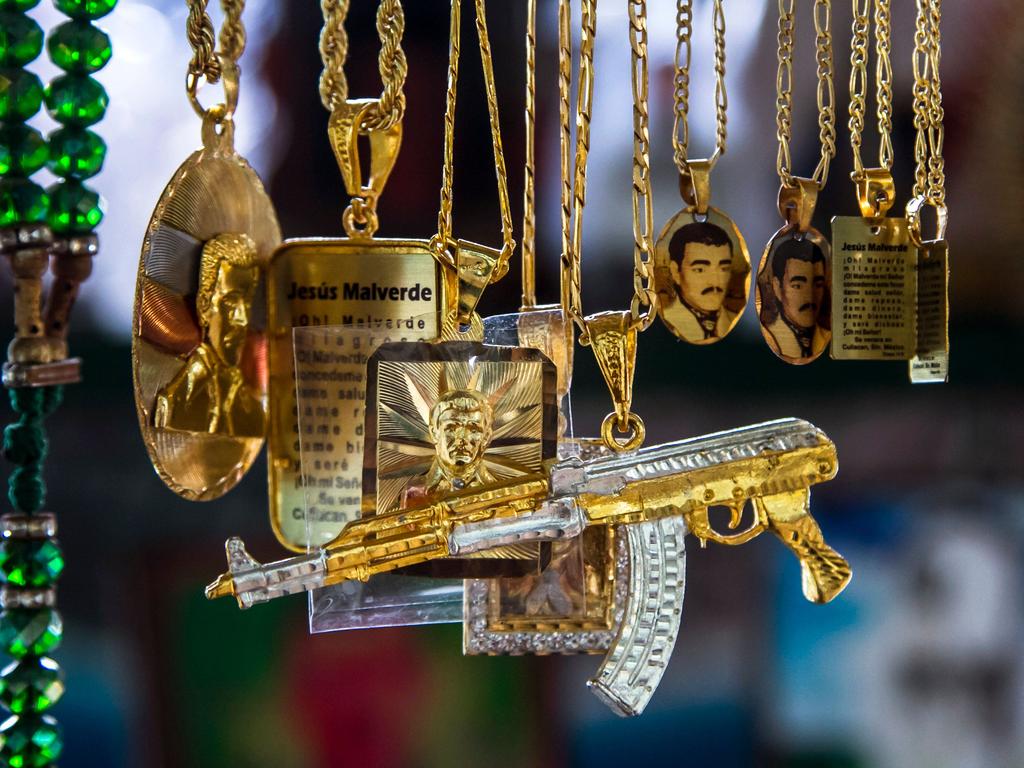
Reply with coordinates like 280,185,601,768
777,177,819,233
599,411,645,453
852,168,895,219
187,57,240,125
679,158,714,215
328,98,403,239
455,240,499,326
583,311,643,452
905,194,948,246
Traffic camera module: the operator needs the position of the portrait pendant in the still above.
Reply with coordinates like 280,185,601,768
362,340,559,578
132,120,281,500
755,225,832,365
830,215,916,360
653,207,750,345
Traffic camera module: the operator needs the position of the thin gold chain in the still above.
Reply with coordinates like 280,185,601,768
848,0,892,176
924,0,945,204
432,0,515,277
521,0,537,308
565,0,596,333
627,0,656,330
318,0,407,131
776,0,836,188
874,0,893,170
672,0,728,173
564,0,656,336
558,0,573,321
185,0,246,83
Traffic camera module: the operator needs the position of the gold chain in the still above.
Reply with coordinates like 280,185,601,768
911,0,944,203
185,0,246,121
848,0,892,177
558,0,575,324
563,0,655,337
626,0,656,330
564,0,595,333
521,0,538,308
431,0,515,279
318,0,408,131
776,0,836,189
925,0,945,204
672,0,728,173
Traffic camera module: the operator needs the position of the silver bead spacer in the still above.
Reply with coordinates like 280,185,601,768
1,513,57,540
1,587,56,610
52,233,99,258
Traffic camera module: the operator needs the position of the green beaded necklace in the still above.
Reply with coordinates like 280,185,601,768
0,0,114,762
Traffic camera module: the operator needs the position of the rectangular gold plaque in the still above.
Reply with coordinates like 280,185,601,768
909,240,949,383
830,216,916,360
266,239,447,551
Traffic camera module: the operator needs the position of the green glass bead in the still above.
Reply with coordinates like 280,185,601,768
0,179,47,228
47,20,111,74
46,126,103,178
0,658,63,714
53,0,115,20
0,124,46,176
0,0,41,10
0,70,43,121
44,73,106,126
0,540,64,588
0,714,62,766
0,12,43,67
46,180,101,233
0,610,61,659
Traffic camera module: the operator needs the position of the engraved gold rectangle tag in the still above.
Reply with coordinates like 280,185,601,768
830,216,917,360
266,239,448,551
909,240,949,383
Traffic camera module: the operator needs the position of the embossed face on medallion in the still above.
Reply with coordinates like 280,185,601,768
153,233,263,439
755,230,832,364
654,210,750,345
428,388,493,484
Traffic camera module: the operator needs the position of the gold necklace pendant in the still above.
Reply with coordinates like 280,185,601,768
830,170,916,360
654,161,750,345
132,56,282,500
906,196,949,383
266,101,450,552
361,339,559,577
756,180,832,365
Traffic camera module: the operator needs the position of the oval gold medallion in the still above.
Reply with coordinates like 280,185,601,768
755,225,831,364
132,124,281,500
653,207,750,345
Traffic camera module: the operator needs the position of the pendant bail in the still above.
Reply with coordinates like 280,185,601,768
328,98,403,239
679,158,714,215
778,177,819,233
454,240,500,326
583,311,645,453
852,168,895,219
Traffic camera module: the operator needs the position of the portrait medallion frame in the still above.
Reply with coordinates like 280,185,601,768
132,125,281,501
755,224,832,365
653,206,750,345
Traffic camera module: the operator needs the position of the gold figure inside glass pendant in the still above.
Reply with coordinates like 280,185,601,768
654,209,750,345
755,227,831,364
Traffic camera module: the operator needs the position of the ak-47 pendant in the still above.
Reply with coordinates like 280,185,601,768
654,161,750,345
831,170,916,360
266,100,450,551
756,180,832,364
132,62,281,500
206,417,851,716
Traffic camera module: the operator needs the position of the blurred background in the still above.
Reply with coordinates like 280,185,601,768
6,0,1023,765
